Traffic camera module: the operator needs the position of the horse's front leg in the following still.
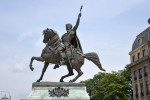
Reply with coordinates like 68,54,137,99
29,56,44,71
37,62,49,82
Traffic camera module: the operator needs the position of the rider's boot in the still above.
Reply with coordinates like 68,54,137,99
54,64,59,69
53,60,65,69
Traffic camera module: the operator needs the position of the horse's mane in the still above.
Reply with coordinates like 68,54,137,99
44,28,60,47
51,29,57,34
43,28,58,35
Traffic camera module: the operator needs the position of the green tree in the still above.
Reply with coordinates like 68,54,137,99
93,72,129,100
119,67,133,99
81,67,132,100
81,72,106,99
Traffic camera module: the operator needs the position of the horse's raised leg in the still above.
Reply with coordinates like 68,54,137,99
29,56,44,71
60,65,74,82
37,62,49,82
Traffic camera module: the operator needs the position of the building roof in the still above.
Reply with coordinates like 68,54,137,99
132,27,150,51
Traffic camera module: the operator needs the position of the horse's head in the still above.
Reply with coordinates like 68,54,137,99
43,28,52,43
43,28,60,46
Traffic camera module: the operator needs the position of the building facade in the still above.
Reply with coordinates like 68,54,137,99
128,26,150,100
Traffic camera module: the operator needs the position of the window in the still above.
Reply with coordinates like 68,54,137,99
137,53,140,60
143,49,146,57
144,66,148,77
134,71,137,81
136,84,138,98
133,55,135,62
146,81,150,95
140,83,144,97
138,38,142,46
139,69,142,79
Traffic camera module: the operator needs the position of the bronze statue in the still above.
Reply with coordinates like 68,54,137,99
29,6,105,82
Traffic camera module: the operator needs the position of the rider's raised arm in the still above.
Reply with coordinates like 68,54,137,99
73,13,81,32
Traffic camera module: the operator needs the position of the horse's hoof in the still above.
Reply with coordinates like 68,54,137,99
30,65,34,71
36,80,40,82
69,80,74,83
31,68,34,71
101,68,106,71
60,79,64,82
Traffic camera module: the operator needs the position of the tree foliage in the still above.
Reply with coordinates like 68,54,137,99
81,67,132,100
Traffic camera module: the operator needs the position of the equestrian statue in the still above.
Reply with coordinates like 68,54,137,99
29,6,105,82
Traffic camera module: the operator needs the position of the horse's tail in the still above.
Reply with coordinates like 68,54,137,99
84,52,105,71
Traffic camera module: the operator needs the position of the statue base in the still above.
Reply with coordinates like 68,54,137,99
25,82,90,100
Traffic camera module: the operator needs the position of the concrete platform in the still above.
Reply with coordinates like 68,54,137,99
25,82,90,100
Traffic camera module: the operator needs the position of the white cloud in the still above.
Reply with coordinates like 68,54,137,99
17,32,33,41
10,63,25,72
15,63,24,71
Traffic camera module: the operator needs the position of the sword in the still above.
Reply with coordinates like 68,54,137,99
80,5,83,13
65,45,73,70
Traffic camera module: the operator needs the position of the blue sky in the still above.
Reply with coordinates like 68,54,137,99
0,0,150,99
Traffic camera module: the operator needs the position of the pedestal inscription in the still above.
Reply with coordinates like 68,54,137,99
48,87,69,97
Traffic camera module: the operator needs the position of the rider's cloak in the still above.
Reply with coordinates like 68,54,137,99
71,32,83,53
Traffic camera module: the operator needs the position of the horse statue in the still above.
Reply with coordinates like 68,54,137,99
29,28,105,82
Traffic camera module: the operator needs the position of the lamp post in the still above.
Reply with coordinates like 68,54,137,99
0,91,11,100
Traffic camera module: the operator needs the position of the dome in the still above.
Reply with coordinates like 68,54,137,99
1,95,9,100
132,27,150,51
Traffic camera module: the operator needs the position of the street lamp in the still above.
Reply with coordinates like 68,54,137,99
0,91,11,100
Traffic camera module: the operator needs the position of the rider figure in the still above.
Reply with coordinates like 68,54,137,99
54,12,82,69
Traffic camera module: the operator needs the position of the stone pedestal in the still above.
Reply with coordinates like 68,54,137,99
25,82,90,100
